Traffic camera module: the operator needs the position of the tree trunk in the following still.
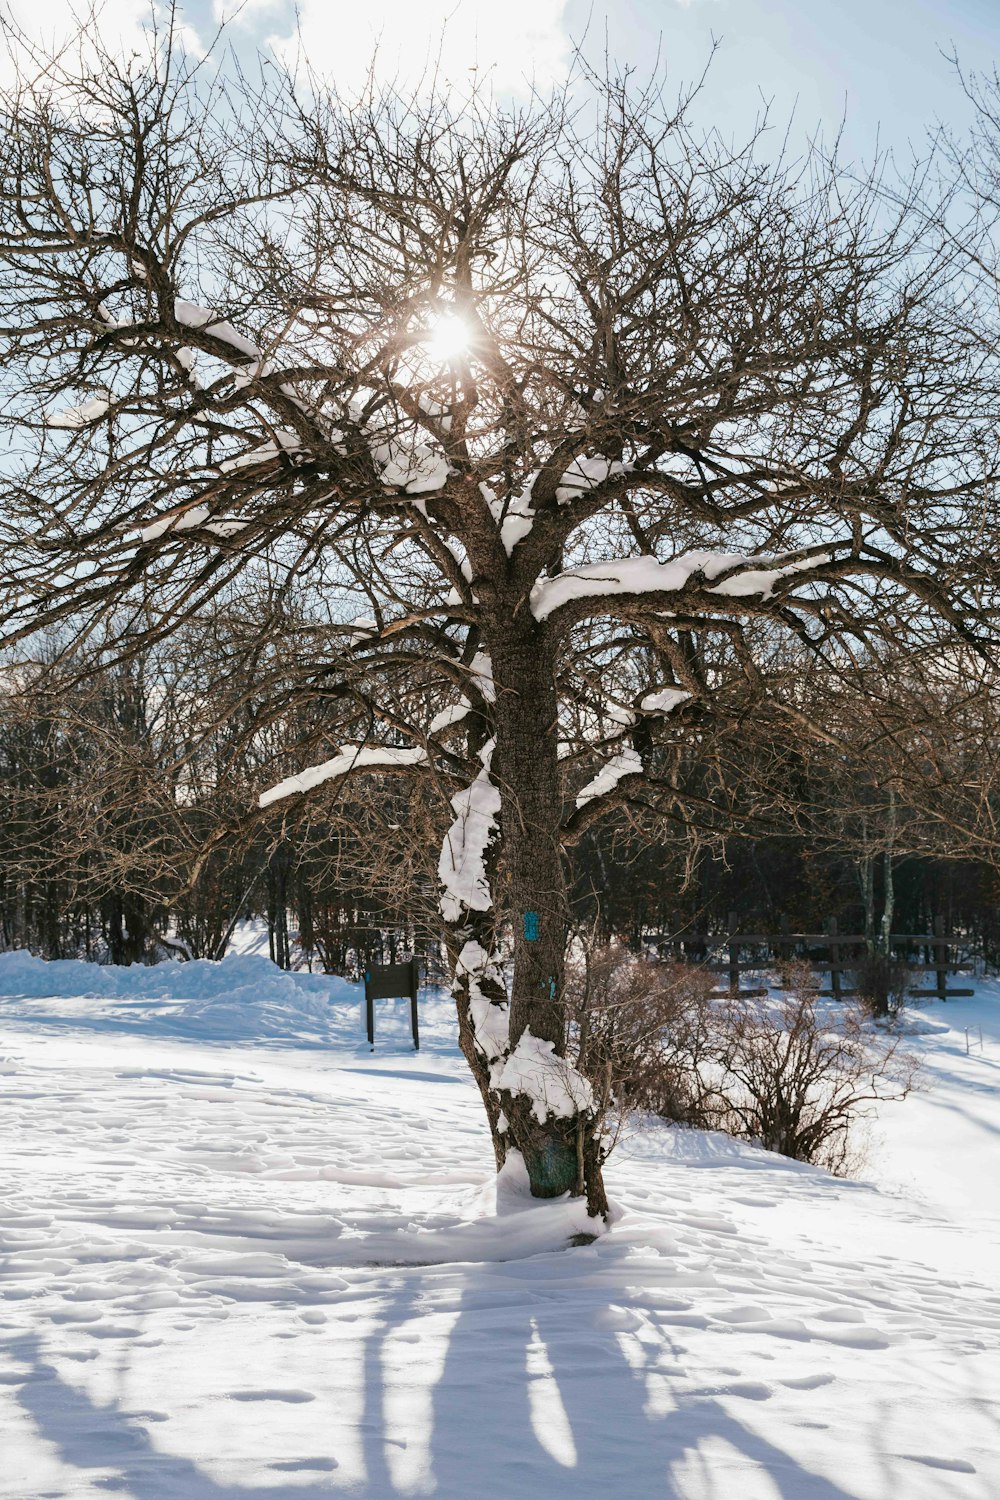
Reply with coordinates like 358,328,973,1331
488,619,608,1219
877,789,897,958
859,844,876,956
445,913,509,1173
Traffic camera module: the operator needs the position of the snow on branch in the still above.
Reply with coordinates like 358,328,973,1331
574,748,642,808
259,745,429,808
530,550,830,621
174,299,260,361
555,456,627,505
429,653,495,737
369,431,451,496
346,616,378,646
455,939,509,1067
218,428,305,471
429,701,472,735
439,740,501,923
139,506,249,542
464,651,496,702
639,688,692,714
480,479,537,554
46,391,110,428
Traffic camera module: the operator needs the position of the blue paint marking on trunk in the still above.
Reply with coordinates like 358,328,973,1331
523,911,540,941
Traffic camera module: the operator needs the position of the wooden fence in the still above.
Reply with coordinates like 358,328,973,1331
651,913,975,1001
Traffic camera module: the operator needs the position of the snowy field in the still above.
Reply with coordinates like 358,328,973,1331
2,951,999,1499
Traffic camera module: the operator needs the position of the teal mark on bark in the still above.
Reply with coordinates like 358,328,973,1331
523,911,539,941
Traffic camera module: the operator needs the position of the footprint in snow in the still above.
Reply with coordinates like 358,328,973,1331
692,1380,773,1401
593,1306,643,1333
271,1458,339,1471
230,1389,316,1403
899,1455,976,1473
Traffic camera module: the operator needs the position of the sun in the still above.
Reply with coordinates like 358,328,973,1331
425,312,471,362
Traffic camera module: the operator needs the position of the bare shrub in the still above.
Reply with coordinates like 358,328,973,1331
566,949,722,1145
712,962,918,1174
851,953,913,1021
569,951,918,1176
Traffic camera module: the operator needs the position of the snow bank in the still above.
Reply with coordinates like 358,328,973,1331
0,952,358,1043
3,963,1000,1497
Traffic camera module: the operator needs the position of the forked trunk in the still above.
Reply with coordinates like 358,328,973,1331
445,914,508,1172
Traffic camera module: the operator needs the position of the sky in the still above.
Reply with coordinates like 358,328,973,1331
4,0,1000,164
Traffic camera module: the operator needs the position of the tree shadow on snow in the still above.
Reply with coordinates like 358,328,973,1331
350,1245,866,1500
10,1230,974,1500
5,1331,342,1500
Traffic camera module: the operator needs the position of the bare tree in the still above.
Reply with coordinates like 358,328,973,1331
1,18,997,1219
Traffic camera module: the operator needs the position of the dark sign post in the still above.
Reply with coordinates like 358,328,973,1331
363,957,421,1051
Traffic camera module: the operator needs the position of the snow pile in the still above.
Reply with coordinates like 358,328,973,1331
0,951,359,1042
438,740,501,923
497,1028,596,1123
260,744,428,808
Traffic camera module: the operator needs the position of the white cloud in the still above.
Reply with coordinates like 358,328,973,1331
1,1,142,80
2,0,572,99
261,0,572,99
0,2,204,91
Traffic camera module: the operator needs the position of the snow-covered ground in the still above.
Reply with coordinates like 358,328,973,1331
2,951,999,1499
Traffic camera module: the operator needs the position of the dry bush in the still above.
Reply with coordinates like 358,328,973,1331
711,962,918,1173
851,953,913,1021
569,951,918,1175
566,949,723,1143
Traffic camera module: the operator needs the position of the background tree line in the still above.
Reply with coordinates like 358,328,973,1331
2,597,997,974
